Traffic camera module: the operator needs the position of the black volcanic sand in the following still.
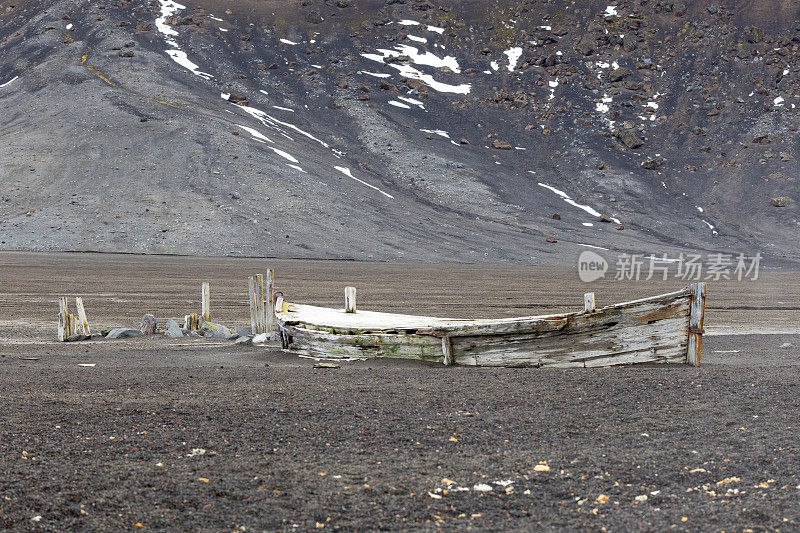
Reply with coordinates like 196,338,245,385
1,252,800,530
1,337,800,531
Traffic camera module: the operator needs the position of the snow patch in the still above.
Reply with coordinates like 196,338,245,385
359,71,392,79
407,34,427,43
279,38,298,45
605,5,618,17
269,147,299,163
388,100,411,109
236,124,273,143
427,25,444,34
504,47,523,72
334,166,394,199
538,182,620,223
286,164,307,173
0,76,19,88
155,0,184,46
166,50,213,79
397,96,425,109
420,129,450,138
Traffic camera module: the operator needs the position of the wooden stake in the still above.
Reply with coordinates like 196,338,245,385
584,292,596,313
184,314,200,331
687,282,707,367
201,282,210,322
58,297,68,342
442,336,454,366
75,297,91,336
266,268,276,334
344,286,357,313
248,276,258,334
256,273,266,334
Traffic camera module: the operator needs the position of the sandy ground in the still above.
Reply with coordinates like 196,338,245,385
2,252,800,530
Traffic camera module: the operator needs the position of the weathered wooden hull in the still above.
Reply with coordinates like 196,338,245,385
275,283,706,368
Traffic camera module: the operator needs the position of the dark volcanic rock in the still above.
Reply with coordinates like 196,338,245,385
227,93,249,106
618,129,644,149
642,157,664,170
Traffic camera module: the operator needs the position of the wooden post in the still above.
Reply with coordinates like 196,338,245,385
201,282,210,322
442,336,454,366
75,297,91,336
344,286,357,313
184,314,200,331
584,292,596,313
266,268,276,335
248,276,258,333
256,273,266,334
58,297,68,341
687,282,707,367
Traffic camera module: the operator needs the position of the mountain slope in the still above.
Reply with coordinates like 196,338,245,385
0,0,798,264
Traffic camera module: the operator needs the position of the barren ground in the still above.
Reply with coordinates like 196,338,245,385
1,252,799,531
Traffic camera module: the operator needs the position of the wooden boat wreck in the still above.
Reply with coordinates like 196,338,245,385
274,283,707,368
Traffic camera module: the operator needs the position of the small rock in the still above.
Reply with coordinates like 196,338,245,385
616,224,625,230
140,314,157,335
608,67,629,82
227,93,249,106
66,334,91,342
780,342,793,348
771,196,791,207
164,319,184,338
552,213,561,220
600,215,614,223
105,327,143,339
200,321,238,340
618,128,644,149
753,134,771,145
118,50,134,57
459,138,470,145
306,10,323,24
546,236,557,243
314,362,340,369
234,336,253,345
252,333,271,344
642,157,664,170
491,139,512,150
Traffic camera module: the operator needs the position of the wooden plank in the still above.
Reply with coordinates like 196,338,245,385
283,324,442,362
248,276,258,334
266,268,276,334
455,312,690,367
256,273,266,334
344,286,357,313
75,297,90,336
184,314,200,331
68,313,78,337
687,282,707,366
277,288,692,337
442,336,454,366
58,297,68,342
584,292,596,313
201,282,210,322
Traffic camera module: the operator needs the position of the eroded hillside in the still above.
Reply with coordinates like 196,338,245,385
0,0,798,264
